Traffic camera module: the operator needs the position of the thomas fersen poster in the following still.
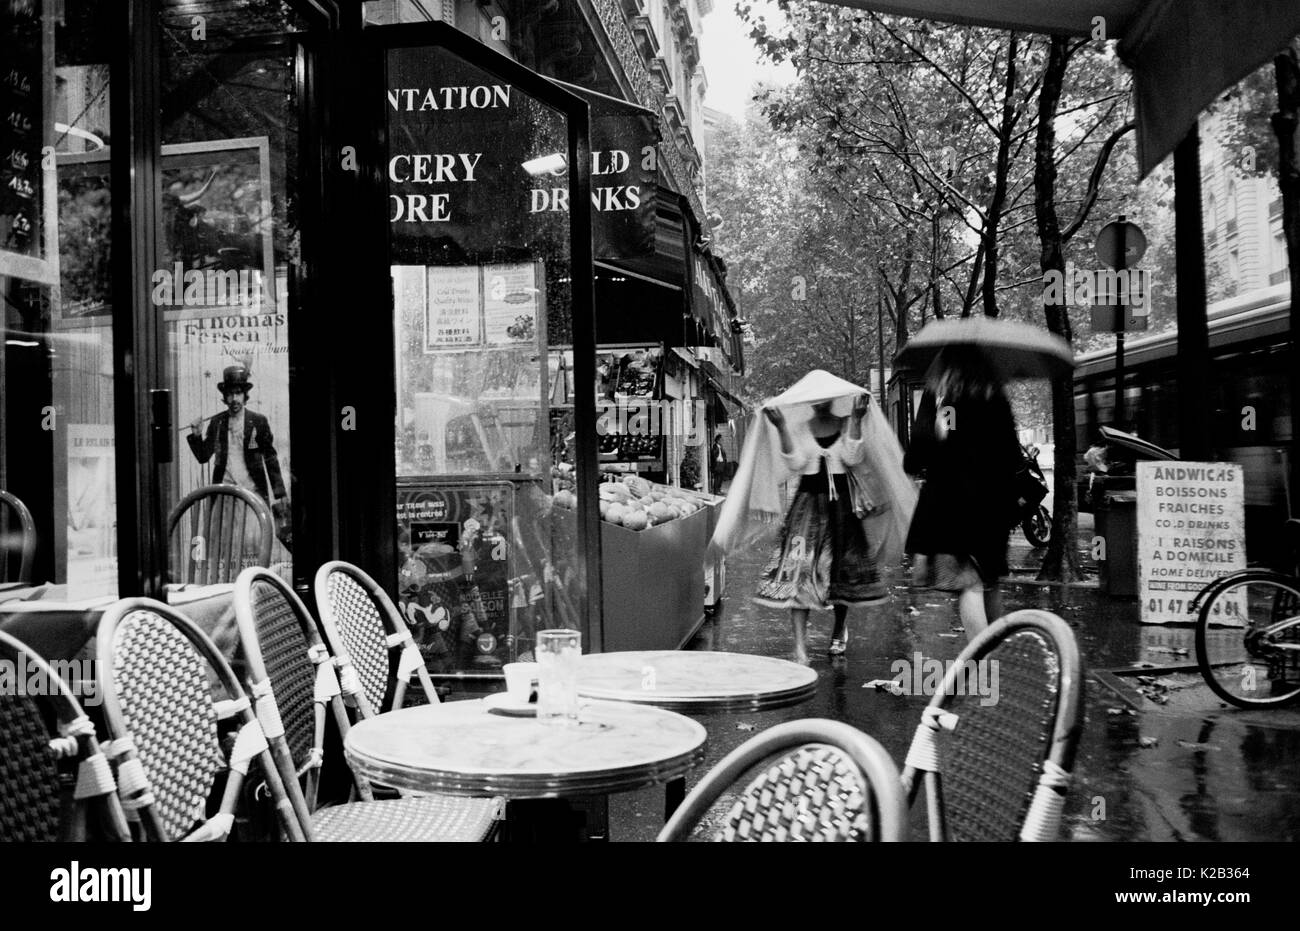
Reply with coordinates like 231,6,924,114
168,271,292,575
1137,462,1246,626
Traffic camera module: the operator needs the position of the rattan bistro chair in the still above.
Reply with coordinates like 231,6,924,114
657,720,908,842
232,567,499,841
0,631,131,842
95,598,306,842
168,484,274,585
0,489,36,585
313,560,440,716
900,609,1084,842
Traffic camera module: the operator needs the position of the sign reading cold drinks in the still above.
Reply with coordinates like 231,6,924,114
1136,462,1246,625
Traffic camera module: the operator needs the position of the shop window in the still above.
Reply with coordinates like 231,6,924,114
160,0,308,583
1,2,116,595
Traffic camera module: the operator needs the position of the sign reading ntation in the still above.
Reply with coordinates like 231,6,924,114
1137,462,1246,626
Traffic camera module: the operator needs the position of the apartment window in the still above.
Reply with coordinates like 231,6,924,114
1228,248,1240,280
1226,179,1237,221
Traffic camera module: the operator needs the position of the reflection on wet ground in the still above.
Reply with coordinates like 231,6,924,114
609,534,1300,842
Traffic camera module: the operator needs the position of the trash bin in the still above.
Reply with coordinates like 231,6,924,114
1096,490,1138,597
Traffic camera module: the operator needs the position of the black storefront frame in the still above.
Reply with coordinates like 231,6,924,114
101,3,602,647
110,1,339,600
342,19,604,648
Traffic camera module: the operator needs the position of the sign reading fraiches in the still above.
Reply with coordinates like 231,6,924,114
1137,462,1246,626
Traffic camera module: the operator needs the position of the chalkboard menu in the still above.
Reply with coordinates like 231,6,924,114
1,0,53,281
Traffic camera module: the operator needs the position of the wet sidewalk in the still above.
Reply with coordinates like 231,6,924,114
609,525,1300,842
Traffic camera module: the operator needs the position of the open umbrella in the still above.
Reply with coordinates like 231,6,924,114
894,317,1074,380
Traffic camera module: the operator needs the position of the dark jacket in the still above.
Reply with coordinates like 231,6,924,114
187,409,287,506
903,387,1022,579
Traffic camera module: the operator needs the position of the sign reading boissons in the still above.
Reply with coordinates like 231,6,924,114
1136,462,1246,625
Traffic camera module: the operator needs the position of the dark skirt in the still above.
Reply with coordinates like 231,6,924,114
754,473,887,610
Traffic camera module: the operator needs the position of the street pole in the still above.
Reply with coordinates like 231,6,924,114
1114,214,1128,429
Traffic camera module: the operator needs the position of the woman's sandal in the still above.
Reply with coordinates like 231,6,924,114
829,636,848,656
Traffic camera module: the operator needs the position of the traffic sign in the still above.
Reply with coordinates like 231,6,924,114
1095,219,1148,269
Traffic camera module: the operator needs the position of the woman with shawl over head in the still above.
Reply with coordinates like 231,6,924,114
904,346,1024,640
708,371,916,665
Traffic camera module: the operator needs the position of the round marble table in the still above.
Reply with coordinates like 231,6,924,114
576,650,819,713
344,698,707,799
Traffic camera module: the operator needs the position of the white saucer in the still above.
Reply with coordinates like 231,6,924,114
484,693,537,716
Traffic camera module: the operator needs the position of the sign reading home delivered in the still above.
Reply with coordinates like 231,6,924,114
1136,462,1246,625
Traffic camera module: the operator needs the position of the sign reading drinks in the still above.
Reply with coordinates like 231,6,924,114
385,43,655,264
1137,462,1246,626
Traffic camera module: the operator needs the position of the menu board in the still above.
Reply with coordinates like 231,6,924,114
0,0,55,283
1137,462,1246,626
426,265,481,349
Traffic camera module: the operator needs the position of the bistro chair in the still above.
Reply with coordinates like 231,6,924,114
900,609,1084,842
167,484,273,585
95,597,306,842
313,560,440,716
231,567,500,841
0,630,131,842
657,719,908,842
0,489,36,585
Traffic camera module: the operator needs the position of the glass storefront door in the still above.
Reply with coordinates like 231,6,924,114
376,23,599,674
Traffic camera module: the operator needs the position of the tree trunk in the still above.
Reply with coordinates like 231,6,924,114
1274,44,1300,513
1033,35,1084,583
982,32,1019,319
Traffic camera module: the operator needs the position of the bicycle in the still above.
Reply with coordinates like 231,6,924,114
1189,519,1300,708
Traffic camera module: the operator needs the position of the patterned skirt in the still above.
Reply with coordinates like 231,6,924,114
754,473,887,610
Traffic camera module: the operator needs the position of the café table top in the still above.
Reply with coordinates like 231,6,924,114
575,650,819,713
0,582,236,663
344,698,707,799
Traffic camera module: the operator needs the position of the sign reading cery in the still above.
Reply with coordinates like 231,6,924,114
385,83,511,223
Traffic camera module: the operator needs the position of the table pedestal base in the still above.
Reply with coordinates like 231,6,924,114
501,797,609,843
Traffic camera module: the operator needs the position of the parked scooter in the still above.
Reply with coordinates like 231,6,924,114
1020,444,1052,548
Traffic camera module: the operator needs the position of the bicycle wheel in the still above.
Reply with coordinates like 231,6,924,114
1195,573,1300,708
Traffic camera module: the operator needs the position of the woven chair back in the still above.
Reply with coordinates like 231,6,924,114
904,609,1084,842
0,642,66,841
97,598,307,842
314,561,438,716
658,719,907,842
104,608,224,840
245,574,317,768
167,484,273,585
0,489,36,585
0,631,130,842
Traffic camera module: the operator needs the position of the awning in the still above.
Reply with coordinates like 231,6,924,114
811,1,1300,177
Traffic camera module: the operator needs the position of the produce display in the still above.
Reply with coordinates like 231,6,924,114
550,472,711,530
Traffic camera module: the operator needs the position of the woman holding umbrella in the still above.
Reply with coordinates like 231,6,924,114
895,319,1073,639
709,370,916,664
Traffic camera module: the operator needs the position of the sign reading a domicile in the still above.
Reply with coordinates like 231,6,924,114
1137,462,1246,626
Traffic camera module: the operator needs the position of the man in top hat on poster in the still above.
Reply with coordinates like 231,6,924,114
187,364,290,549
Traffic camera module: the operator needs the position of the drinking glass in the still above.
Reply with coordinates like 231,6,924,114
536,629,581,724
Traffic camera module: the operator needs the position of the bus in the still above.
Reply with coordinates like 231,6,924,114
1073,282,1293,564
